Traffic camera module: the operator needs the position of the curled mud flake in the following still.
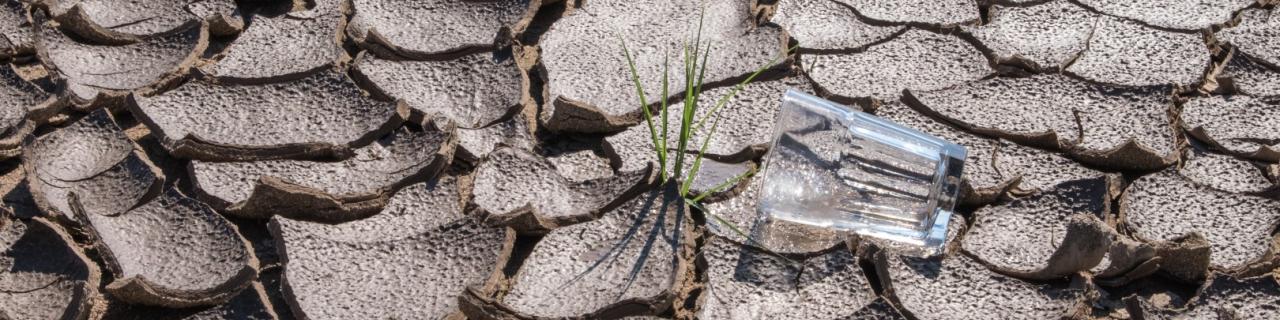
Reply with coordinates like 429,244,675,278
0,0,34,55
23,109,160,220
1065,16,1209,87
833,0,979,26
1090,227,1158,284
37,20,208,103
191,125,455,223
1219,9,1280,68
0,217,99,320
907,74,1176,170
0,64,61,157
700,236,878,319
98,282,278,319
870,244,1090,320
965,1,1097,70
807,29,991,102
86,188,256,308
1181,95,1280,162
202,8,343,83
346,0,535,59
547,149,615,184
961,178,1113,279
539,0,786,132
47,0,232,43
456,111,535,164
770,0,904,51
1181,149,1277,194
272,175,511,319
474,185,693,318
1128,275,1280,319
706,176,848,254
353,51,526,129
1221,51,1280,99
1122,169,1280,274
1076,0,1253,31
473,147,653,231
130,70,407,161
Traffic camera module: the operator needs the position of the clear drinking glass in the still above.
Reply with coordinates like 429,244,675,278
757,89,965,256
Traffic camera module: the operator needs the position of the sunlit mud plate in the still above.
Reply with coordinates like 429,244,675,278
758,90,965,256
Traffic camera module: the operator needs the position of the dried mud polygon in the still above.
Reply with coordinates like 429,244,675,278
806,29,991,101
1122,169,1280,273
131,70,408,161
539,0,785,132
1065,16,1209,87
272,175,510,319
477,185,693,318
354,50,527,128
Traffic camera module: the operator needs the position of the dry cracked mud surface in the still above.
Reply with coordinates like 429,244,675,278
0,0,1278,319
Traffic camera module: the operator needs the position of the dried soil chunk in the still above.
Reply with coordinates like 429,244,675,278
1076,0,1254,30
908,74,1176,170
807,29,991,101
202,8,343,83
131,71,406,161
456,112,534,163
190,125,454,222
700,236,877,319
272,176,509,319
1181,95,1280,162
961,178,1113,279
833,0,979,26
24,110,159,220
1181,150,1276,194
472,147,651,229
770,0,904,51
965,1,1097,69
1065,17,1209,87
0,64,56,141
346,0,532,58
0,217,99,320
706,176,848,254
354,51,525,128
1219,9,1280,68
1222,52,1280,99
1122,169,1280,272
47,0,226,42
877,252,1088,320
546,148,614,183
1131,275,1280,319
495,186,693,318
38,21,207,102
98,283,277,319
1181,275,1280,319
539,0,785,132
87,189,255,308
1,0,33,54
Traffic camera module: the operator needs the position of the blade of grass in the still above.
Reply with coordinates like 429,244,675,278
659,50,671,180
619,36,664,180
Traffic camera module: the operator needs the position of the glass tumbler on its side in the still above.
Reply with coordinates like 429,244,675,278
757,89,966,256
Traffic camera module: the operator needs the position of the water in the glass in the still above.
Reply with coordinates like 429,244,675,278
758,89,965,256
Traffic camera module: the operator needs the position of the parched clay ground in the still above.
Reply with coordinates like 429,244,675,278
1,0,1279,319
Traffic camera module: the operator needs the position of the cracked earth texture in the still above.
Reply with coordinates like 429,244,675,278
0,0,1278,319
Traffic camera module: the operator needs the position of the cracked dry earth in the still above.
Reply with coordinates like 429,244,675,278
1,0,1279,319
